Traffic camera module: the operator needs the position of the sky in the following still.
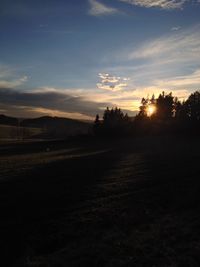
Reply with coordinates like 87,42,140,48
0,0,200,120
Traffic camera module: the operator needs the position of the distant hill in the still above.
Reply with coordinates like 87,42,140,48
21,116,91,138
0,114,18,126
0,115,92,139
21,116,88,128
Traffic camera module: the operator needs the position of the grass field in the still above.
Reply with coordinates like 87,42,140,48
0,136,200,267
0,125,43,141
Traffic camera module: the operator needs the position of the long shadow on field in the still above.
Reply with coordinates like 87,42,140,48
0,146,121,266
1,137,200,267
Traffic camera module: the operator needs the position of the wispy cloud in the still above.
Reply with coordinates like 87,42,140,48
0,65,13,79
119,0,188,9
97,73,130,91
0,64,28,88
129,27,200,62
126,25,200,81
0,76,28,88
88,0,118,16
99,25,200,110
154,69,200,89
171,26,181,31
121,25,200,96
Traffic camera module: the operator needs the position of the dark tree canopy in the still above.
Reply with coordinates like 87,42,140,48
93,107,132,136
184,91,200,121
156,92,174,119
93,90,200,137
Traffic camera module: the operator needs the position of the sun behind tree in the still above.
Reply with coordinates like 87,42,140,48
147,104,156,117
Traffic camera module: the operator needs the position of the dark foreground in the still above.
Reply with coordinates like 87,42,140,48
0,136,200,267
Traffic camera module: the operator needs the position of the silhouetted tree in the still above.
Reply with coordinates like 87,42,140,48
150,94,156,105
184,91,200,121
155,92,174,120
138,97,149,118
173,98,187,121
93,114,101,135
93,90,200,138
93,107,132,136
95,114,100,124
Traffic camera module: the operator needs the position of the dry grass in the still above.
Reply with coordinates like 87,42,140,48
0,136,200,267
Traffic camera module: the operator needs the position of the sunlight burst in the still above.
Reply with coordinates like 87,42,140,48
147,104,156,117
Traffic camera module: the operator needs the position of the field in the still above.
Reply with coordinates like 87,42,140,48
1,136,200,267
0,125,43,141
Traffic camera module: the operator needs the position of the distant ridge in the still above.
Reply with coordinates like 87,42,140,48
0,115,92,139
0,114,18,126
21,116,89,128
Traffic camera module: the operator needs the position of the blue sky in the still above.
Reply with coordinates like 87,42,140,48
0,0,200,119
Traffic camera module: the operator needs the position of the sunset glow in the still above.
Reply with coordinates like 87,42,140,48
147,105,156,117
0,0,199,119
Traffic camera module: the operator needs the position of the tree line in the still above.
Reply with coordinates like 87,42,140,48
93,91,200,136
